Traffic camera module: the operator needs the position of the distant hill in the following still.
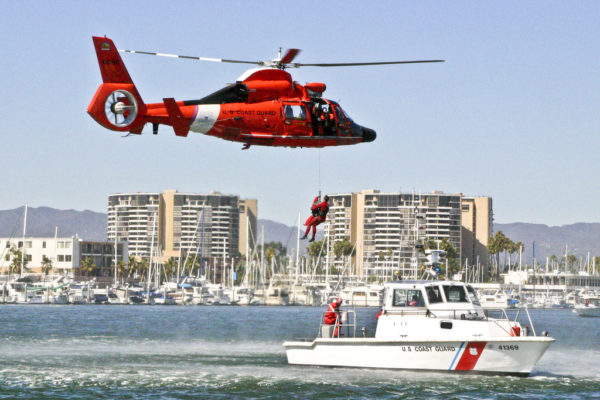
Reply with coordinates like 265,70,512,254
1,207,597,259
494,222,600,261
0,206,106,240
258,219,323,255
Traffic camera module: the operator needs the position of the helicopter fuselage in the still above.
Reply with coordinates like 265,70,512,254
87,37,376,148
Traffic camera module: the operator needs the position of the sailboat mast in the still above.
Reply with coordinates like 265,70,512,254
114,207,118,286
21,204,28,277
296,212,300,283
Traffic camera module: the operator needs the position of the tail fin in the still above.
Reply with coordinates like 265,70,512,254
92,36,133,84
88,36,146,132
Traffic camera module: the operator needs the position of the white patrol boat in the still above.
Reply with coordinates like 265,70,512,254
283,281,554,376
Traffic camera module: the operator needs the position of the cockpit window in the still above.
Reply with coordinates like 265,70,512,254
442,285,469,303
392,288,424,307
466,285,480,305
340,107,353,122
333,106,347,124
425,286,443,304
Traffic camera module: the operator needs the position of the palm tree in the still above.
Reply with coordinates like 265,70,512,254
8,246,28,275
41,255,53,276
79,257,97,277
163,257,178,281
333,238,354,259
117,260,127,282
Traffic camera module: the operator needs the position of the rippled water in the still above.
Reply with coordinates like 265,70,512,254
0,306,598,399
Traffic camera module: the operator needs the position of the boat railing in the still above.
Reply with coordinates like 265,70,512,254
317,309,357,339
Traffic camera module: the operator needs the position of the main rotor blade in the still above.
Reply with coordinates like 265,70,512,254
119,49,262,65
280,48,301,65
291,60,445,68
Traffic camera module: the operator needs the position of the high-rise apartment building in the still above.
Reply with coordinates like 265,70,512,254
107,191,257,261
461,196,492,269
326,190,491,279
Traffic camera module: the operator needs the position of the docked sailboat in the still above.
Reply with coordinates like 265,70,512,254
284,280,554,376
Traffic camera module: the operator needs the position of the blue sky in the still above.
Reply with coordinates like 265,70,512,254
1,1,598,227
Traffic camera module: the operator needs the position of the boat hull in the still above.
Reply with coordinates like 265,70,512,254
574,307,600,317
283,337,554,376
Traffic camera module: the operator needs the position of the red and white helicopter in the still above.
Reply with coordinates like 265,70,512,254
88,36,443,149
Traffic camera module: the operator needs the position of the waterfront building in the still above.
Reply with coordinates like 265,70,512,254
107,191,257,263
0,236,127,277
461,196,492,270
325,190,492,279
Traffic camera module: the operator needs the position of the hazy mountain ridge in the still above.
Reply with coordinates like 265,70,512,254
0,206,107,241
0,207,597,259
494,222,600,261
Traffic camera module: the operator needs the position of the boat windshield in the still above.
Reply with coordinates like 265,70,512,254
442,285,469,303
392,288,425,307
425,285,443,304
466,285,480,305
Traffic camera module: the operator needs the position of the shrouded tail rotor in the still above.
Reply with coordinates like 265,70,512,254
104,89,139,128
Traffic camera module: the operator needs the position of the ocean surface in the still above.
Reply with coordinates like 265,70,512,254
0,305,598,399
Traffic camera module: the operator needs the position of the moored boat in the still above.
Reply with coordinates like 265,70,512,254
283,280,554,376
573,298,600,317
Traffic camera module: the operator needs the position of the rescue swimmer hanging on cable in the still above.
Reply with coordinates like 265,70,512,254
301,194,330,242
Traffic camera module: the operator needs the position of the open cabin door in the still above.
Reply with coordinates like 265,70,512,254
282,102,309,136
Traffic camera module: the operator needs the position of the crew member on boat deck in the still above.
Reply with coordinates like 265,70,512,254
301,195,330,242
324,297,342,337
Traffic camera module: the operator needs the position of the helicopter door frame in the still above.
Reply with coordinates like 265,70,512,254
282,102,309,136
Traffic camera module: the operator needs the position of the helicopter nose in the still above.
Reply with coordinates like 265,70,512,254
362,127,376,143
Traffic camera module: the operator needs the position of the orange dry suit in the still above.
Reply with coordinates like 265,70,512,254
303,197,329,239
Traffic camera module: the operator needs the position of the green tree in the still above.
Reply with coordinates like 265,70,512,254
333,238,355,259
163,257,178,281
41,255,53,276
8,246,28,275
488,231,514,279
566,254,578,273
116,260,127,280
306,240,326,258
79,257,97,277
137,258,150,280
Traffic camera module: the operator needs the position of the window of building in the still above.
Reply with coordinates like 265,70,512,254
5,255,9,261
58,255,64,262
65,255,72,262
26,241,32,248
42,241,46,248
18,241,23,248
65,242,71,249
26,255,32,262
5,242,9,248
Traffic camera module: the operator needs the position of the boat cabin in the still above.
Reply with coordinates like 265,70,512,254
382,280,483,315
375,281,517,339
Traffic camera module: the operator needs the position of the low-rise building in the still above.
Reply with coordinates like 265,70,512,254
0,236,127,278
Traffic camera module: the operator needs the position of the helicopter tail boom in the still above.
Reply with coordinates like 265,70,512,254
88,37,146,132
